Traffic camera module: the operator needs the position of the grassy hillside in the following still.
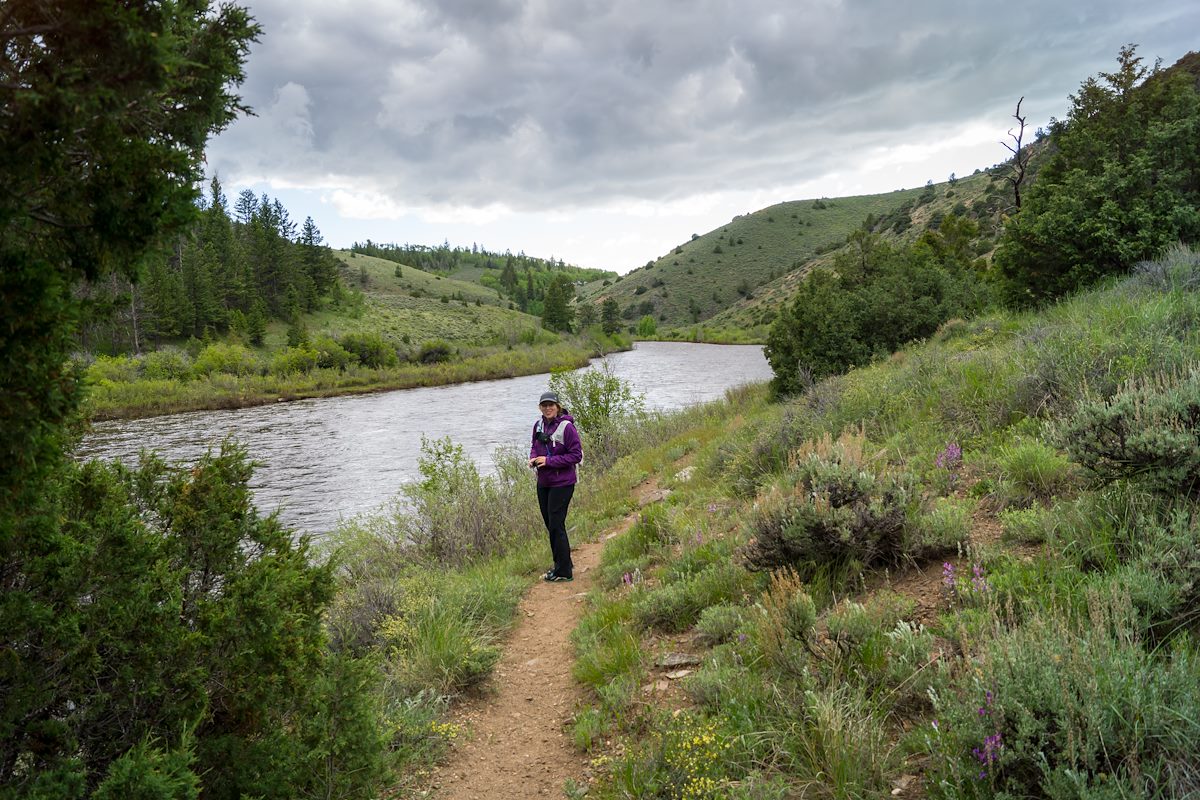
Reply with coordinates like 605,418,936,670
580,162,1029,341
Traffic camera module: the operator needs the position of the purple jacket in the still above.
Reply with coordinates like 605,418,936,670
529,413,582,487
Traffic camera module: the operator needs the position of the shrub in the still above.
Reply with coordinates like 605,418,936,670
998,506,1049,544
926,610,1200,796
755,568,816,666
270,345,319,375
633,562,749,632
338,332,398,368
312,335,358,370
140,347,192,380
917,497,973,554
416,339,454,364
694,604,746,646
87,354,140,383
18,447,391,798
548,360,645,439
1060,371,1200,497
191,342,261,377
741,448,913,575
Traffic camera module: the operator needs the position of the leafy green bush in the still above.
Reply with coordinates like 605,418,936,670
1060,371,1200,497
548,360,646,436
338,331,398,368
87,353,141,383
269,345,319,375
312,335,358,370
191,342,261,377
139,347,192,381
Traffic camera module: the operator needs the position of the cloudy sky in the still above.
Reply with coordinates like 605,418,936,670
206,0,1199,273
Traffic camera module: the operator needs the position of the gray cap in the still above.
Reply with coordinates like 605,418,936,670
539,391,560,405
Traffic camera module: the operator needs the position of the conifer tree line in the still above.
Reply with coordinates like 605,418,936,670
81,179,343,354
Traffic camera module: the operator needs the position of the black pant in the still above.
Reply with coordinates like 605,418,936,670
537,484,575,578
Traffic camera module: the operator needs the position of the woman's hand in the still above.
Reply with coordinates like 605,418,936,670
529,456,547,467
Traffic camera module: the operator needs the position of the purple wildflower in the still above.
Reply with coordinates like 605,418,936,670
622,572,633,586
972,564,990,593
972,732,1002,766
942,562,957,590
936,442,963,471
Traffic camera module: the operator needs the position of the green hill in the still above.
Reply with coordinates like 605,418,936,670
580,167,1018,339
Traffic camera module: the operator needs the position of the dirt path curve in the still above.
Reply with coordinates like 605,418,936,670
431,530,620,799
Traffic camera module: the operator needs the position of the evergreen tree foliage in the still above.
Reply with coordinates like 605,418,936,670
996,46,1200,305
601,297,622,335
576,302,598,329
541,273,576,332
1,3,390,795
765,221,991,394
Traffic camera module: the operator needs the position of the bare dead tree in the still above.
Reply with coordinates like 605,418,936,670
1001,96,1030,211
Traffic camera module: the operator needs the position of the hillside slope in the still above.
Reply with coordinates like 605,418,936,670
580,167,1017,338
315,250,546,345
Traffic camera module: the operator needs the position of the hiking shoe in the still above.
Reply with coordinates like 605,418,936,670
546,572,573,582
542,568,557,581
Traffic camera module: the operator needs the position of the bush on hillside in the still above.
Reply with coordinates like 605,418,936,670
416,339,454,364
1059,371,1200,497
765,224,990,394
338,331,398,368
270,345,320,375
741,437,914,574
312,335,358,370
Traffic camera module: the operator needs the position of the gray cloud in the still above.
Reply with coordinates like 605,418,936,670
208,0,1200,210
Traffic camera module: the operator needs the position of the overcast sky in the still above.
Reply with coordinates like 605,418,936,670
206,1,1199,273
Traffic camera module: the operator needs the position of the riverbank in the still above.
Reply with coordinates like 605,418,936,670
82,337,628,421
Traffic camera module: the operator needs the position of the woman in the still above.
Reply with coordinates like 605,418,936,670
528,390,582,582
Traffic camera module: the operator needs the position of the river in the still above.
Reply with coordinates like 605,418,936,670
77,341,771,535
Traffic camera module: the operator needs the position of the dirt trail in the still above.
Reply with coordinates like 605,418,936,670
430,530,618,799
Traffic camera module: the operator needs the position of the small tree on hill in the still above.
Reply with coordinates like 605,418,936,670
600,297,621,334
541,273,575,332
577,302,598,328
